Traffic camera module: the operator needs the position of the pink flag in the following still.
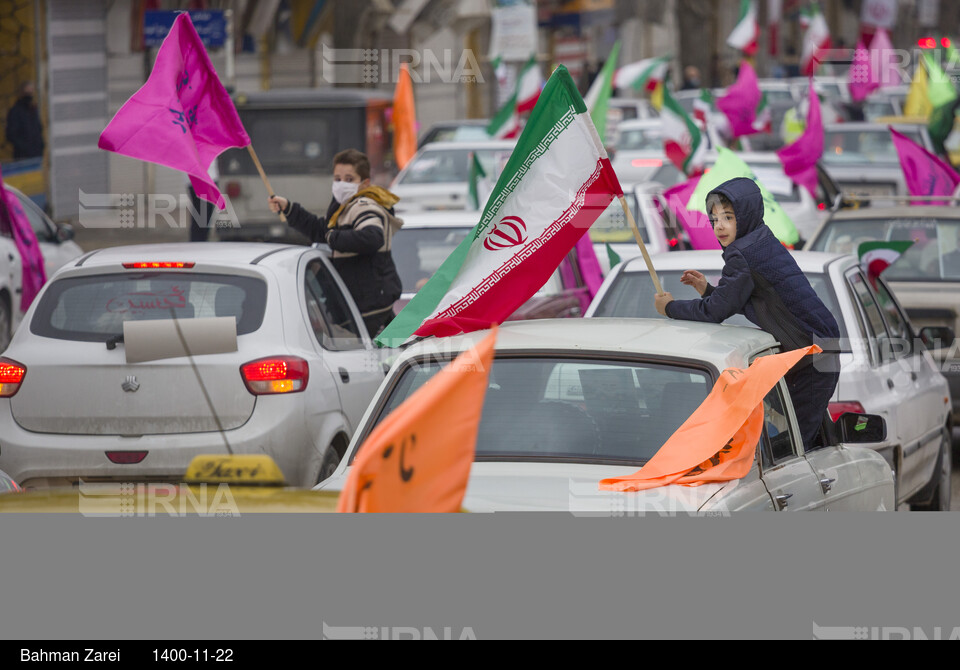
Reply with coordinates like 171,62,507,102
871,28,902,89
890,127,960,205
715,61,762,138
0,166,47,311
99,13,250,208
568,230,604,301
847,39,880,102
663,176,719,250
776,79,823,199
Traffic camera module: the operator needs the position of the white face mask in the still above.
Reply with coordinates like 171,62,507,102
332,181,360,204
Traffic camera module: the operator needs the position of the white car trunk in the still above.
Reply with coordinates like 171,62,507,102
11,345,255,435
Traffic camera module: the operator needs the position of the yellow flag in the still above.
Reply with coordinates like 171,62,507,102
903,62,932,119
650,81,664,111
336,327,497,513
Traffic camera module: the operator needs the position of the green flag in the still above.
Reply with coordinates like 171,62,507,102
921,51,959,153
584,41,621,143
467,151,490,211
605,242,621,269
686,147,800,246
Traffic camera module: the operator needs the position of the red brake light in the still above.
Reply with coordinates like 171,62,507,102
240,356,310,395
225,181,241,199
122,262,195,269
828,401,866,422
0,358,26,398
106,451,148,464
817,202,826,210
631,158,663,168
941,38,951,48
668,238,679,247
919,37,936,49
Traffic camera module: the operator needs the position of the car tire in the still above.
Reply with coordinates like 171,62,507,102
912,429,952,511
0,296,11,353
316,445,341,484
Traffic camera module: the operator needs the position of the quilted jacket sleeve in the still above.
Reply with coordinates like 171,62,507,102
665,249,755,323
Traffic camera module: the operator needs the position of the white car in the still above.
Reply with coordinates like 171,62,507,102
390,140,515,213
586,250,952,510
0,243,390,489
317,318,896,512
609,119,669,185
0,235,21,352
5,184,84,279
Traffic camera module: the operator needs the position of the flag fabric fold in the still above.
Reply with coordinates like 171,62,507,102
776,79,824,198
800,4,831,77
662,176,718,250
0,166,46,311
336,327,497,513
921,51,960,156
661,87,706,176
467,151,493,211
858,241,914,290
613,56,670,93
98,12,250,209
393,63,417,171
515,54,544,114
726,0,759,56
889,126,960,204
716,61,763,138
377,65,623,347
584,41,621,144
847,40,879,103
599,346,821,492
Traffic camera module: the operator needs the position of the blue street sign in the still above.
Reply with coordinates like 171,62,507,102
144,10,227,48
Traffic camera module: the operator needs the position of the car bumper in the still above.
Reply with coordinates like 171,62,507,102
0,398,313,490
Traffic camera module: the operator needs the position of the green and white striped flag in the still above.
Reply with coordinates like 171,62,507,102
661,86,706,176
467,151,492,211
377,66,623,347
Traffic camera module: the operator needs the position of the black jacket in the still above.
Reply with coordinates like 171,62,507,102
5,96,44,159
287,196,403,315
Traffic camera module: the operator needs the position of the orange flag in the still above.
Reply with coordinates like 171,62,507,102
336,326,497,513
599,345,822,492
393,62,417,171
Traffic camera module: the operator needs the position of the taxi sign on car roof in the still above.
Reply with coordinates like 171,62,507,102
184,455,286,486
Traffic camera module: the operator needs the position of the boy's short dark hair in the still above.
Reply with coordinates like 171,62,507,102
333,149,371,180
705,192,734,213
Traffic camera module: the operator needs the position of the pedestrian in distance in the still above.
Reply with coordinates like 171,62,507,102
268,148,404,337
653,177,841,448
5,81,44,160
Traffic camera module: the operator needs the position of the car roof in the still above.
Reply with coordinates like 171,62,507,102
66,242,306,270
415,140,516,151
396,211,482,227
617,249,851,273
392,318,778,372
615,118,662,130
827,206,960,220
823,121,924,132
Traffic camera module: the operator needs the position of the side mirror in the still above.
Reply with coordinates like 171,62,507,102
919,326,955,350
836,412,887,443
56,223,75,243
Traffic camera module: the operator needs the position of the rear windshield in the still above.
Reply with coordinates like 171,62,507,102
391,226,472,293
397,148,511,185
31,272,268,342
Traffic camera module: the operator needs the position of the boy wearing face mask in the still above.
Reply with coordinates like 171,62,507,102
269,148,404,337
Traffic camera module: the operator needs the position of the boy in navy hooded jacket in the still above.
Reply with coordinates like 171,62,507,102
654,177,841,448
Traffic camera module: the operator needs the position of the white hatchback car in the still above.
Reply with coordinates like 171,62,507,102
586,250,953,510
0,243,389,489
317,319,896,512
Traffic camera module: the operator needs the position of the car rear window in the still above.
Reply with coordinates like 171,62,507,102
31,272,268,342
391,226,472,293
367,356,713,465
398,148,510,185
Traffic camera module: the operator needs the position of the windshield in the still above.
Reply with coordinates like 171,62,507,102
821,128,925,165
616,126,663,151
397,148,510,185
391,226,473,293
808,218,960,281
30,272,268,342
588,194,648,244
369,356,713,465
590,269,847,336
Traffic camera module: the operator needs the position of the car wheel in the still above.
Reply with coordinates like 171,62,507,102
316,445,342,484
0,296,11,353
913,429,952,511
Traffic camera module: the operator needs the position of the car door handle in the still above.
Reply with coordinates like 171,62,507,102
338,367,350,383
887,378,894,389
7,253,13,261
775,493,793,510
910,372,917,381
819,477,836,494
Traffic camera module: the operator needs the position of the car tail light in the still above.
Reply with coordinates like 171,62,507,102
631,158,663,168
829,401,866,421
226,181,242,199
106,451,148,464
817,202,826,211
0,358,26,398
918,37,936,49
668,237,679,248
240,356,309,395
122,262,195,269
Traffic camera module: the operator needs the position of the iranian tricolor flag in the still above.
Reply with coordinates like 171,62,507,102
376,66,623,347
515,54,543,114
800,4,831,76
727,0,759,56
486,88,520,139
614,56,670,93
858,241,913,289
661,87,706,176
752,92,772,133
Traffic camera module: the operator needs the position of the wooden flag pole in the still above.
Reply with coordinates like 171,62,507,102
247,144,287,223
618,194,663,294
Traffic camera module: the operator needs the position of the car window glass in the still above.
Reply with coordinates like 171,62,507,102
759,383,798,468
872,279,910,345
848,271,892,363
305,259,363,349
14,193,54,241
589,195,648,244
367,356,712,465
390,226,471,293
30,272,267,341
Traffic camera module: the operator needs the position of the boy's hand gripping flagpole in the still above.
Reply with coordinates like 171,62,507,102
246,145,287,223
618,194,663,294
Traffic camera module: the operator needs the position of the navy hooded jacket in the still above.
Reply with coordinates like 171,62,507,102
664,177,840,348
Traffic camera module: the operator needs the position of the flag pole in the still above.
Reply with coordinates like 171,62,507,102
618,195,663,294
247,145,287,223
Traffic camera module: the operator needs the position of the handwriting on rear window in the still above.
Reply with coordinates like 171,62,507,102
106,287,188,314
